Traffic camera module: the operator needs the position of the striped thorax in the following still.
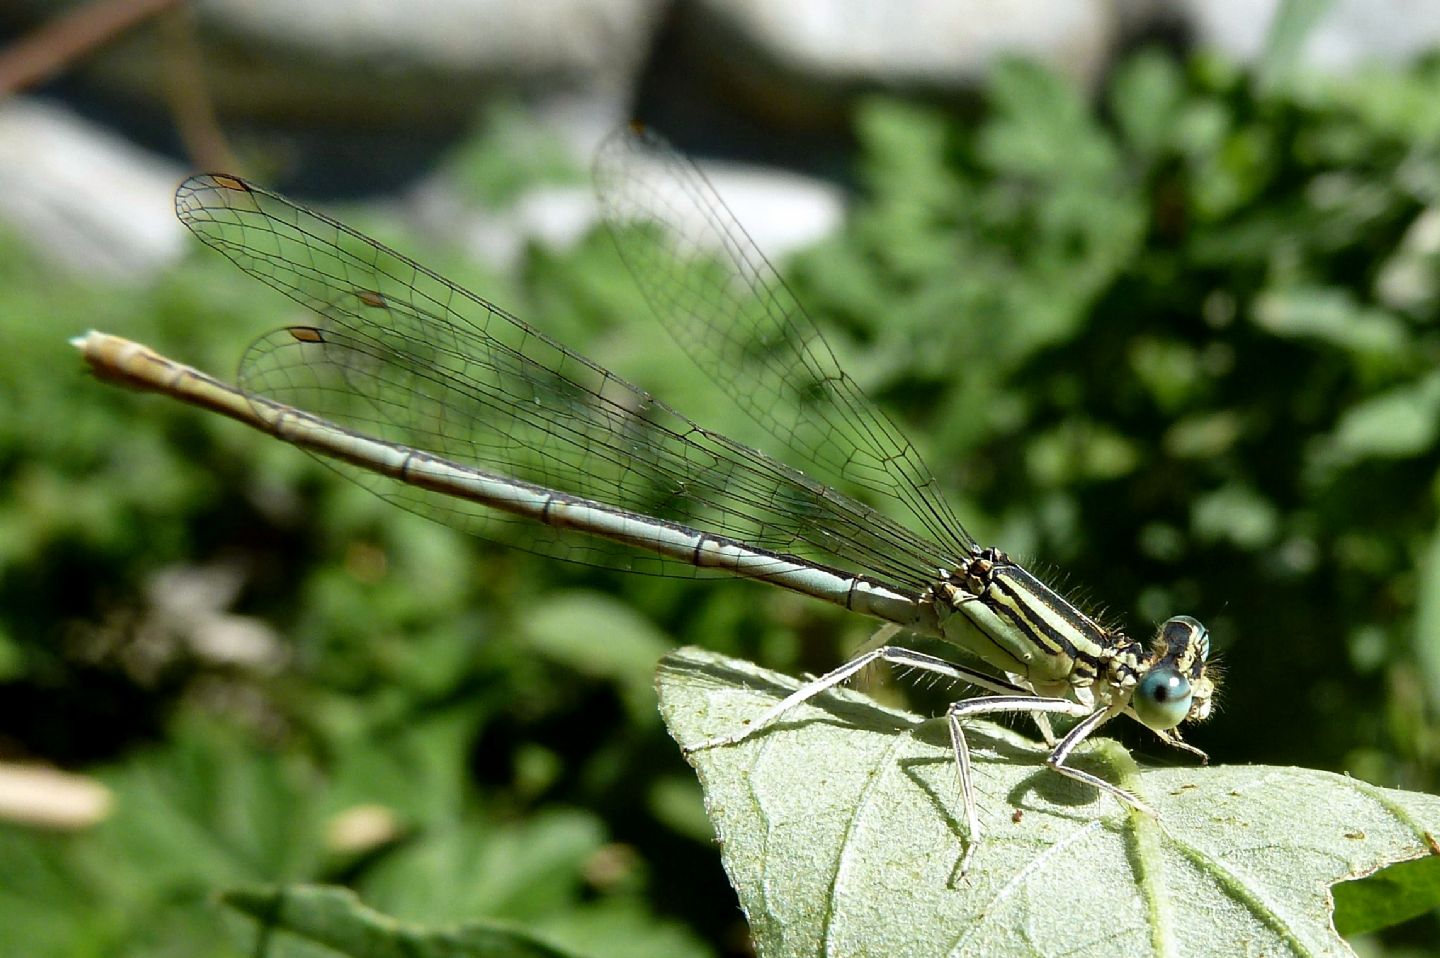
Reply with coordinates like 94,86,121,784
936,547,1215,731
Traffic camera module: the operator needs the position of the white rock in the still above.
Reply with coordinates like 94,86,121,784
697,162,847,261
0,763,112,830
688,0,1121,91
1182,0,1440,71
198,0,660,78
0,99,187,281
423,158,846,273
66,0,666,124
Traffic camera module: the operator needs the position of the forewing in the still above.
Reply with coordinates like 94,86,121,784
174,172,950,588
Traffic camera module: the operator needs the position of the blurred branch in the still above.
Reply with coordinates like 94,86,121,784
157,3,239,173
0,0,182,96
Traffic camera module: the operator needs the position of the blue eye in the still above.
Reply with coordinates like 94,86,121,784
1133,667,1192,730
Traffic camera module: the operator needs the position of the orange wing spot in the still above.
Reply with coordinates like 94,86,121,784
357,289,388,308
211,174,249,193
288,326,326,344
628,119,646,135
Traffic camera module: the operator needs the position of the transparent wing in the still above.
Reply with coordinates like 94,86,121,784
594,124,975,560
175,169,951,589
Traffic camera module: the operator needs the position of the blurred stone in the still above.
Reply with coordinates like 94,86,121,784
11,0,665,129
676,0,1126,128
418,157,846,272
327,803,403,854
691,161,846,260
146,563,288,673
1182,0,1440,70
0,98,186,280
430,182,598,270
0,763,112,829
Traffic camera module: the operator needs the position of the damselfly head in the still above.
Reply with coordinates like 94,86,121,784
1131,615,1215,730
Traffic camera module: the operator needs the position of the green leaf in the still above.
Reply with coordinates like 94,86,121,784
980,59,1117,183
1413,513,1440,711
1189,482,1280,549
0,720,331,957
1257,0,1336,93
1109,49,1186,158
359,810,606,925
522,590,672,724
1311,370,1440,470
1251,286,1410,359
1331,852,1440,936
222,884,583,958
656,647,1440,957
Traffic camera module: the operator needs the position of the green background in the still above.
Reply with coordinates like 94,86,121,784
5,46,1440,955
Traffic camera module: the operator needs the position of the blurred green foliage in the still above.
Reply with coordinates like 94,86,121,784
6,46,1440,955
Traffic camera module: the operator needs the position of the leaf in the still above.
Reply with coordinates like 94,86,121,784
222,884,584,958
1311,369,1440,470
1110,50,1186,159
359,809,607,925
1250,286,1409,359
1416,517,1440,710
1331,852,1440,936
522,591,672,724
656,647,1440,958
1257,0,1336,93
0,720,332,957
1189,482,1280,549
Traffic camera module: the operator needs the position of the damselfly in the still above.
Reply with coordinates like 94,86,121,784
74,123,1217,871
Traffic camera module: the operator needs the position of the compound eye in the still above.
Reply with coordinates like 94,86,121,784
1134,666,1192,730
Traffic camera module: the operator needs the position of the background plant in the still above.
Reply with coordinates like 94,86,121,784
3,47,1440,956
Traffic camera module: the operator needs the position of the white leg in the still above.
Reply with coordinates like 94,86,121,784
1031,705,1058,746
686,646,1028,753
945,694,1098,875
1043,706,1156,816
